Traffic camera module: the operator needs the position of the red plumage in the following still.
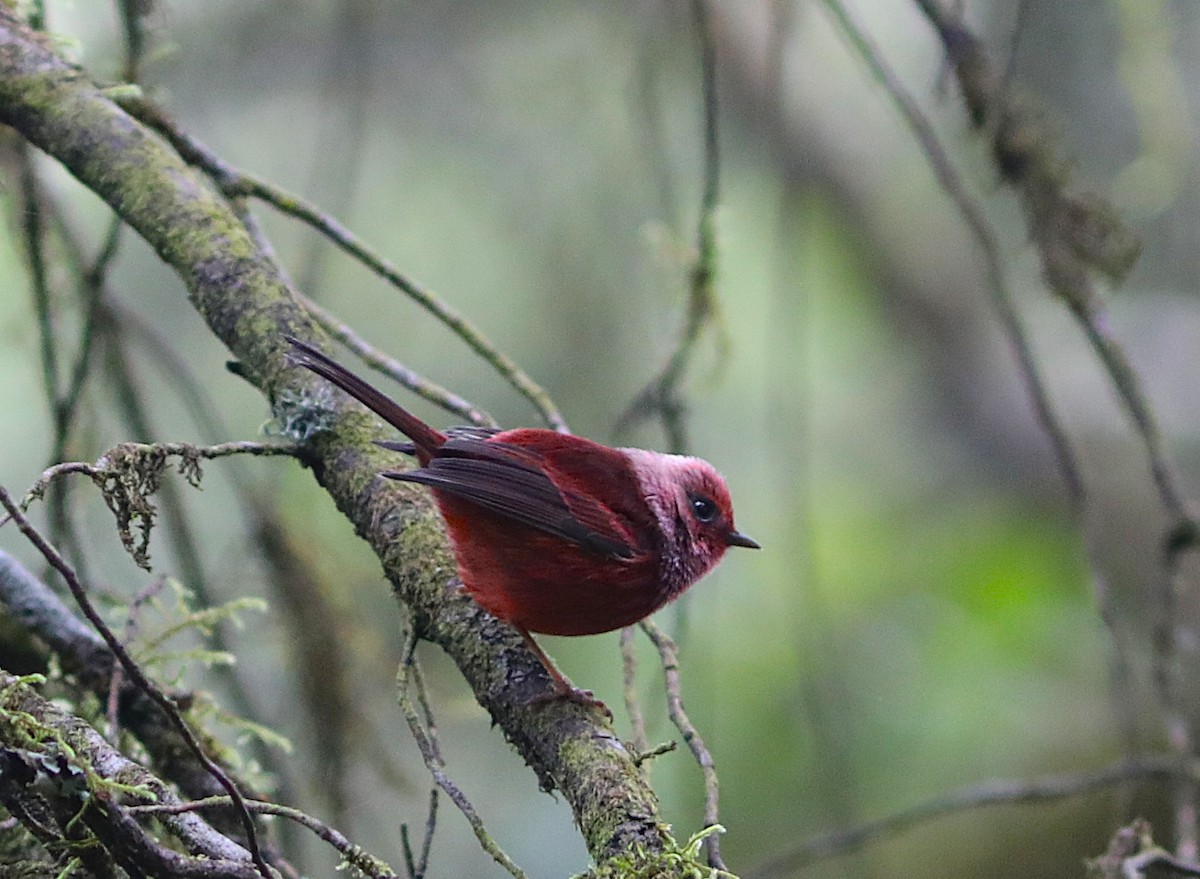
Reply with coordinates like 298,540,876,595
286,337,758,707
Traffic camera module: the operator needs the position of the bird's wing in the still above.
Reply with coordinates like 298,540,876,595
384,438,636,560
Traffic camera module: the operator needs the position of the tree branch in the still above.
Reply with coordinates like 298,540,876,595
0,671,261,878
0,8,675,869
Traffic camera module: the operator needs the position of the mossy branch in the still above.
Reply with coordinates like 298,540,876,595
0,8,681,871
0,671,262,878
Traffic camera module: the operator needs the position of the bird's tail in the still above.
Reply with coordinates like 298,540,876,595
285,336,445,459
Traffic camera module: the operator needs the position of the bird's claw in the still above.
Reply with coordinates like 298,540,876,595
529,685,612,719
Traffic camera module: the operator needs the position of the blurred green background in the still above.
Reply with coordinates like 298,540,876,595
3,1,1199,876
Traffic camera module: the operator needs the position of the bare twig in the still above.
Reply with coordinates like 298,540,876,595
19,150,123,468
0,546,295,875
910,6,1182,495
619,625,649,763
400,788,439,879
116,96,566,433
106,575,169,743
826,0,1144,820
117,0,150,83
640,618,724,870
0,488,275,879
18,143,58,420
48,213,122,467
28,182,123,582
103,320,222,586
240,177,565,430
821,0,1084,508
913,0,1198,853
619,0,725,453
1000,0,1033,94
632,740,678,768
406,659,441,879
749,756,1184,876
70,298,317,839
397,628,527,879
299,293,496,428
293,4,376,298
130,796,398,879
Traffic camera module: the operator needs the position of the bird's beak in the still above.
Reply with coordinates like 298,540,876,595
726,530,761,550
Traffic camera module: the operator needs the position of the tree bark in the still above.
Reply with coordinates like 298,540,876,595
0,9,672,871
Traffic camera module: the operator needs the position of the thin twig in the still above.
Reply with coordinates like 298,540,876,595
18,145,121,471
19,143,59,419
0,546,297,878
632,740,678,768
0,487,275,879
640,618,724,871
619,0,724,453
910,12,1189,500
748,756,1184,877
819,6,1156,778
294,5,374,299
117,96,566,433
299,293,496,427
619,625,649,764
98,299,305,778
106,575,168,743
1000,0,1033,94
78,297,313,840
913,0,1198,853
236,175,565,430
694,0,720,239
396,627,527,879
400,788,439,879
11,132,101,604
821,0,1084,508
117,0,148,84
400,657,440,879
47,210,123,467
631,4,681,228
826,0,1143,816
102,325,221,614
129,797,397,879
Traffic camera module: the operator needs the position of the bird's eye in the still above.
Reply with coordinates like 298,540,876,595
690,494,718,523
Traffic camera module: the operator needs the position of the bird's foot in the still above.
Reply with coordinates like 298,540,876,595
516,627,612,718
529,683,612,718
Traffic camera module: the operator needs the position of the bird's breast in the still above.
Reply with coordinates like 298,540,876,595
437,499,669,636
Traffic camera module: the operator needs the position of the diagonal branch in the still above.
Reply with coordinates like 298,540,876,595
749,756,1185,876
0,8,675,869
913,0,1199,854
0,487,275,879
0,670,262,879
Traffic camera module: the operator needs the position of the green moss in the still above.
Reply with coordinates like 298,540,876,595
579,825,735,879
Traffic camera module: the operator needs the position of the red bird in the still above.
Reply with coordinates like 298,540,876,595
286,336,758,707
